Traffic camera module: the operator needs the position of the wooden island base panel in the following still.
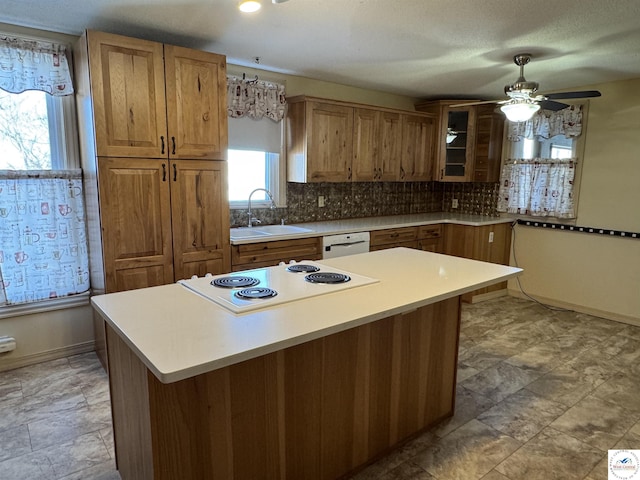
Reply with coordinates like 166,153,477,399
106,296,460,480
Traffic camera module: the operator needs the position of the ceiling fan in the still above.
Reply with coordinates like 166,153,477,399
453,54,601,122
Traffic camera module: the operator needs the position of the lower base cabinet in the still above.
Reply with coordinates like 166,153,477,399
370,224,443,253
106,296,461,480
231,237,322,271
443,222,512,301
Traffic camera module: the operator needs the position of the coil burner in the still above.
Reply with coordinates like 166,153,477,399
305,272,351,284
286,264,321,273
211,276,260,288
234,287,278,300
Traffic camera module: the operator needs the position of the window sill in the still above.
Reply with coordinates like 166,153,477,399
0,292,91,320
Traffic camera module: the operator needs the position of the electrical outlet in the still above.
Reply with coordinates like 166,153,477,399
318,195,325,208
451,198,458,209
489,231,494,243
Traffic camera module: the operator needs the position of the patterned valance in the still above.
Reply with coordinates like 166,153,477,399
0,36,74,96
507,105,582,141
227,75,286,121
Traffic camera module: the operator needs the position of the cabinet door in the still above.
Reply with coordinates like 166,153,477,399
400,114,435,181
438,106,477,182
306,102,354,182
87,31,168,158
378,112,402,181
473,106,504,182
98,158,174,292
170,161,230,280
164,46,228,160
352,108,379,181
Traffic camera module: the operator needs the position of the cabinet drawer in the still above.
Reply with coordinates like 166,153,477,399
417,224,442,239
370,227,418,246
370,240,419,251
232,237,322,266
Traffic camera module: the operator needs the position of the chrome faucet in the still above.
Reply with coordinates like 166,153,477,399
247,188,276,227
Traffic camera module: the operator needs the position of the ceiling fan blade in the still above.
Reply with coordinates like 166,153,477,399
449,99,501,108
544,90,602,100
538,99,569,111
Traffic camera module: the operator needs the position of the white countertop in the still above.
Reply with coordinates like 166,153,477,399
91,248,521,384
231,213,514,244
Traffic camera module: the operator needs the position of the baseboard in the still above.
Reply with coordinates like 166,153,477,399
0,341,96,373
467,289,509,304
507,289,640,327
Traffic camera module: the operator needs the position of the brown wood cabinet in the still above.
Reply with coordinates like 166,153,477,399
473,105,505,182
399,114,437,181
443,222,512,301
417,224,443,252
76,29,231,293
415,100,504,182
352,109,403,181
98,158,229,292
106,296,460,480
287,96,436,183
370,224,443,253
231,237,323,271
85,30,227,160
75,30,231,369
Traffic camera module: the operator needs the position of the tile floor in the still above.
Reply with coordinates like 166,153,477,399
1,296,639,479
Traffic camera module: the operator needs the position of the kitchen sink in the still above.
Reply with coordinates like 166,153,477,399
252,225,313,235
230,225,314,240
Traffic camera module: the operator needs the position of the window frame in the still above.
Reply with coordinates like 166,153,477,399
0,28,83,315
227,119,287,210
499,101,590,223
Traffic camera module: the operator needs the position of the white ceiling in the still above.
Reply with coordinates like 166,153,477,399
3,0,640,100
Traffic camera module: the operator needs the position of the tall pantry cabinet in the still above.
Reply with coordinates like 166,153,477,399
75,30,230,367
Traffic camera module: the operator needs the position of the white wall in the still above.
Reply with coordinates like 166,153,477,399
508,77,640,325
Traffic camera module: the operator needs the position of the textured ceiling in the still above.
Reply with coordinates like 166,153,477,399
2,0,640,100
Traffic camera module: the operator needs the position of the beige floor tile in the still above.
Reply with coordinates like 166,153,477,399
477,389,567,442
495,427,604,480
550,395,640,451
412,419,521,480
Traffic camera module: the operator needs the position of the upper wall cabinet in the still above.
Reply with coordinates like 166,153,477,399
287,96,436,183
415,100,504,182
84,30,228,160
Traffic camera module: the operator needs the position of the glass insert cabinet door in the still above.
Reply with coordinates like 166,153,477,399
443,107,474,180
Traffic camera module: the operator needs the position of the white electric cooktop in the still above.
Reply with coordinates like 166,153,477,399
178,261,379,314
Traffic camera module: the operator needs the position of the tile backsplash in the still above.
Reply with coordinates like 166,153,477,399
230,181,500,227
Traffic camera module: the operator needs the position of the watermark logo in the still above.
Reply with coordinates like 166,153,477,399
610,450,640,480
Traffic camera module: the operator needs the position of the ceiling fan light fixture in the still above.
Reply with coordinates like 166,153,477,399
500,102,540,123
239,0,261,13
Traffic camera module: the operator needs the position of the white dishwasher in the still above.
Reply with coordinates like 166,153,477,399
322,232,370,259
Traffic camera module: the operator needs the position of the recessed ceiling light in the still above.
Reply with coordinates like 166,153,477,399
239,0,261,13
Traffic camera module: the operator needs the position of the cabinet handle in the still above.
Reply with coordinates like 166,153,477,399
347,166,352,180
171,136,176,155
162,163,166,181
160,136,165,155
173,163,177,181
440,168,444,180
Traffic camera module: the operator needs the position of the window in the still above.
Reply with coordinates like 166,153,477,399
0,90,77,170
497,105,587,219
227,115,285,208
0,33,88,309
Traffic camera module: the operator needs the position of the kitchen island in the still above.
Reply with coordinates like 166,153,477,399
92,248,521,480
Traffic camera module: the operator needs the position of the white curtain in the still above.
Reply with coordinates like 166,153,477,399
227,76,286,121
0,170,89,305
507,105,582,141
0,36,74,96
497,159,577,218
